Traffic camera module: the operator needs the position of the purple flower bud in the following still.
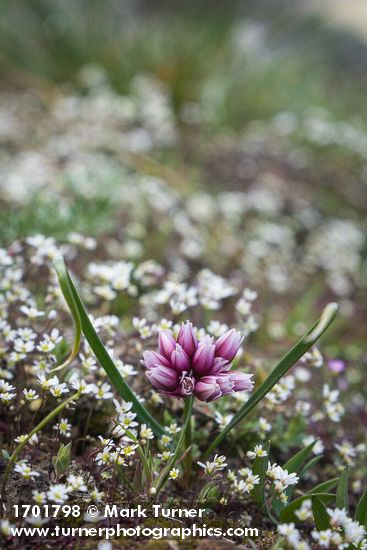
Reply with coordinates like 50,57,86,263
141,350,171,370
158,330,176,360
178,374,195,397
171,344,190,372
216,374,234,396
211,356,231,374
192,336,215,376
146,365,179,392
228,372,254,392
177,321,198,358
194,375,221,402
215,329,243,362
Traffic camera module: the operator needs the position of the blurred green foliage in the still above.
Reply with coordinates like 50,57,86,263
1,0,367,127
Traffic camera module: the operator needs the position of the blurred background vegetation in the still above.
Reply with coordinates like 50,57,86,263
0,0,366,385
1,1,367,225
0,1,366,489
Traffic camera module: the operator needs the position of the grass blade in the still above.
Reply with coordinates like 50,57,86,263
300,455,323,477
284,441,316,474
279,493,335,523
312,497,331,531
251,441,270,504
52,257,82,371
203,303,339,458
355,489,367,527
53,257,165,437
307,478,339,495
336,466,349,512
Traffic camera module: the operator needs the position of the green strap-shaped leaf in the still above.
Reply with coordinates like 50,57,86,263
51,259,82,372
203,303,339,459
283,441,316,473
307,478,339,495
312,497,331,531
355,489,367,527
279,493,335,523
336,466,349,512
53,257,165,437
300,455,323,477
251,441,270,504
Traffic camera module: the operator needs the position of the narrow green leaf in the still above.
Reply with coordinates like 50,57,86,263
312,497,331,531
52,442,72,479
251,441,270,504
307,478,339,495
355,489,367,526
281,441,317,504
53,257,165,437
1,450,10,460
279,493,335,523
336,467,349,512
203,303,339,458
52,257,82,371
198,480,220,507
284,441,316,474
300,455,323,477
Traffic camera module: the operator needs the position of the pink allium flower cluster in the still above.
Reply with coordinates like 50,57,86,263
142,322,253,402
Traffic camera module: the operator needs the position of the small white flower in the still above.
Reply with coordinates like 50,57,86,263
169,468,180,480
95,446,113,466
14,461,40,480
90,382,113,400
50,383,69,398
247,444,268,459
20,305,45,318
32,490,47,504
54,418,72,437
67,474,87,493
23,388,39,401
139,424,154,441
47,484,69,503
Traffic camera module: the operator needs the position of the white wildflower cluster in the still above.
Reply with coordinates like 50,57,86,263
1,71,177,203
266,375,295,406
152,269,242,315
227,466,260,496
94,401,148,469
273,107,367,159
87,260,142,300
197,454,227,475
334,441,366,467
277,523,310,549
314,384,345,423
266,462,299,504
306,220,364,296
0,380,16,403
311,507,366,548
14,461,40,481
295,498,313,521
235,287,259,337
301,347,323,369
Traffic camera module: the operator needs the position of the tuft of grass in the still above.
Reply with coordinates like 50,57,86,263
0,189,116,245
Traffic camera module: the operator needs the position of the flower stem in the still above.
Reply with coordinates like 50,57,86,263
0,391,80,516
124,429,152,484
183,397,193,483
153,396,193,495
